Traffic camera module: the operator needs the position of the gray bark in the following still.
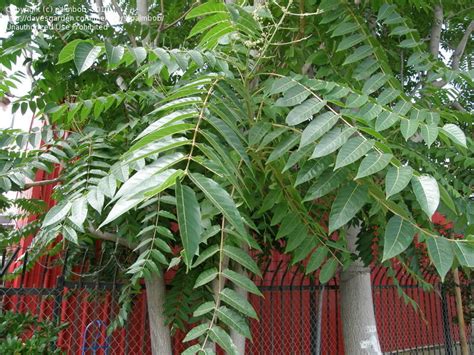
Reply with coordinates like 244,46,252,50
144,272,172,355
95,0,105,23
230,264,247,354
429,4,443,58
340,224,381,355
137,0,149,25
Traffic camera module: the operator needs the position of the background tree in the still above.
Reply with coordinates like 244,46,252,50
0,1,473,354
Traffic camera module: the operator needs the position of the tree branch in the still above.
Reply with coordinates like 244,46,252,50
110,0,138,47
23,177,61,189
95,0,106,23
433,19,474,88
451,19,474,71
87,226,137,250
429,4,443,58
137,0,149,25
452,101,466,112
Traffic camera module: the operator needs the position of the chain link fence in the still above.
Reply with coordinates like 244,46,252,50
1,250,472,354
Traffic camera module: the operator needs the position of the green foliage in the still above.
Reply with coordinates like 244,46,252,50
0,311,67,354
1,0,473,352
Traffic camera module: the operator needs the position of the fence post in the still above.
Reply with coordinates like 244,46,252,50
441,284,454,355
51,275,65,350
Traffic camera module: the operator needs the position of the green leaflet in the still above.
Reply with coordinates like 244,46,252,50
411,175,440,218
385,166,413,198
124,137,189,163
151,97,202,116
74,42,102,74
426,237,453,281
193,301,215,317
189,173,246,238
269,77,297,95
420,124,438,148
194,267,218,288
390,25,416,36
182,345,202,355
114,153,184,201
206,115,250,167
336,33,366,52
222,268,262,296
193,245,219,267
217,306,252,339
220,288,258,319
345,93,368,108
331,21,358,37
209,326,238,355
377,4,395,21
358,103,383,122
145,170,185,197
186,2,228,19
376,88,401,105
62,225,78,244
267,135,300,164
306,247,328,274
98,175,116,199
276,213,299,239
223,245,261,276
176,180,202,267
295,157,331,186
130,124,194,152
183,323,209,342
375,111,399,131
87,188,104,213
189,14,230,38
311,127,356,159
285,224,307,252
286,98,326,126
304,169,346,201
43,201,72,227
58,39,85,64
189,50,204,67
400,118,420,141
362,73,388,95
399,38,422,48
382,215,415,260
100,169,181,227
334,137,374,170
300,112,340,148
425,112,440,125
319,258,338,284
453,240,474,267
282,144,313,172
356,152,393,179
68,197,88,228
199,22,234,49
328,183,368,233
441,124,467,147
105,42,124,67
343,45,372,66
275,85,310,107
130,47,147,65
325,86,350,100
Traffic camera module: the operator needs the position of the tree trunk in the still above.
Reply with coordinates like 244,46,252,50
230,264,247,354
340,224,381,355
95,0,105,22
137,0,149,25
144,272,172,355
453,268,469,355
